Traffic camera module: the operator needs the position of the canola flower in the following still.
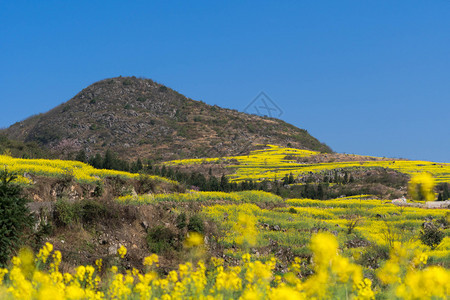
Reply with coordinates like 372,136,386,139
164,144,450,183
0,154,176,184
117,245,127,259
204,197,449,265
408,172,435,201
117,190,283,205
0,235,449,299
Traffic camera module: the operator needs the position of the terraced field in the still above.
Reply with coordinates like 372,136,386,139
0,154,174,184
0,150,449,299
165,145,450,183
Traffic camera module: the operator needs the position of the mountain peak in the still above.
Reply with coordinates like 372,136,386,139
4,77,332,161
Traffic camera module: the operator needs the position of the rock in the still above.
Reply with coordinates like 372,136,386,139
422,222,434,230
108,244,118,255
273,225,281,231
425,201,450,209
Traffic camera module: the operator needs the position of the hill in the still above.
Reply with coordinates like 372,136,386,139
2,76,331,161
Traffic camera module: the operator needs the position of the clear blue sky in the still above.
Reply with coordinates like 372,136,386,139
1,1,449,162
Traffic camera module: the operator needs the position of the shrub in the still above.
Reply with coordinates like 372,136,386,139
419,223,445,249
187,214,204,234
146,226,178,254
80,199,110,224
358,244,389,269
54,199,81,227
0,169,33,266
92,181,104,197
176,213,187,229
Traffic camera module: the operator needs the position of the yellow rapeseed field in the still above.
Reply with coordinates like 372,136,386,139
1,233,448,299
0,154,175,184
165,145,450,183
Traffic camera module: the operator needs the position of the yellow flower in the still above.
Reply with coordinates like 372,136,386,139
269,286,304,300
117,245,127,258
36,242,54,264
95,259,102,273
184,232,204,248
143,254,159,267
408,172,435,201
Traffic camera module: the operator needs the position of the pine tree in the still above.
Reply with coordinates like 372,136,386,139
103,149,115,170
75,149,87,163
136,158,143,171
443,183,449,200
0,169,33,266
288,173,295,184
90,153,103,169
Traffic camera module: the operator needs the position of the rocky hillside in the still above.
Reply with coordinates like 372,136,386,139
3,77,331,161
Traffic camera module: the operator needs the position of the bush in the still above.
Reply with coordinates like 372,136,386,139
92,181,104,197
419,223,445,249
358,244,389,269
176,213,187,229
187,215,204,234
54,199,81,227
146,226,178,254
0,169,33,266
80,199,110,224
54,198,115,227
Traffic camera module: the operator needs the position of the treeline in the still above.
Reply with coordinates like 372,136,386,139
437,183,450,201
75,149,144,173
76,150,450,201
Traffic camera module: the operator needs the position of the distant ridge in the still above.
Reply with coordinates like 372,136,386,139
3,76,332,161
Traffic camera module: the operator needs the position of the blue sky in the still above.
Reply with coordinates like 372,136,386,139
1,1,449,162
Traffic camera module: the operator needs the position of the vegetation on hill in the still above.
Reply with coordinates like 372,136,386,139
0,148,448,299
163,144,450,200
0,134,51,159
2,76,332,162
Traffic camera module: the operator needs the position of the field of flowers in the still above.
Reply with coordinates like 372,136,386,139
1,147,449,298
0,222,448,299
114,190,450,298
202,196,449,263
165,145,450,183
0,154,174,184
117,190,283,205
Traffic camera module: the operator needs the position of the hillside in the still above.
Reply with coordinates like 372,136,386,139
0,153,448,299
0,134,52,159
2,76,331,161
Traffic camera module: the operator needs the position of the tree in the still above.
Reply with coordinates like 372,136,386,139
443,183,449,201
0,169,33,266
75,149,87,163
103,149,115,170
288,173,295,184
89,153,103,169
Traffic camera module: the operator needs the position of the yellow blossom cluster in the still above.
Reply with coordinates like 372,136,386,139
1,234,449,299
117,190,283,205
164,144,450,183
0,154,175,184
408,172,435,201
